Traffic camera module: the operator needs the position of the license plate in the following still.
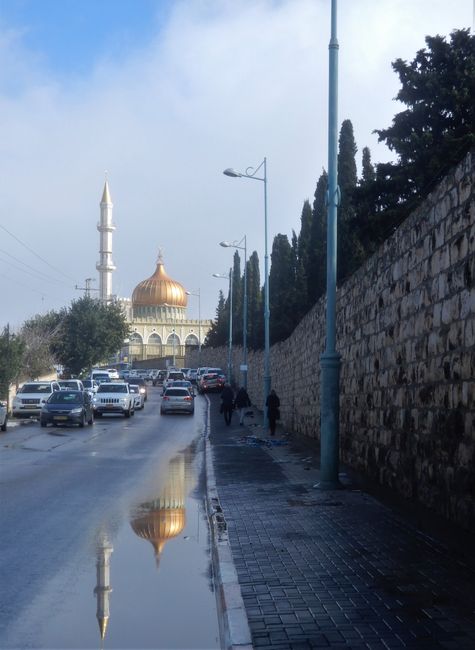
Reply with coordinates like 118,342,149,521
54,416,68,421
106,404,115,408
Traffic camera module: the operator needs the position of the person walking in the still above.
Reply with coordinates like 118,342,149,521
266,389,280,436
234,386,251,426
220,383,235,426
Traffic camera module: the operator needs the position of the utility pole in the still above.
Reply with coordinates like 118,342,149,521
75,278,99,298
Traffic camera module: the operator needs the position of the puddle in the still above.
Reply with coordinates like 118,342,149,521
3,444,220,649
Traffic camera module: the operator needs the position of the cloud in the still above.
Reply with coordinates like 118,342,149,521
0,0,472,328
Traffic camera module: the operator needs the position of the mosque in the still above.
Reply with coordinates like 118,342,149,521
96,181,212,365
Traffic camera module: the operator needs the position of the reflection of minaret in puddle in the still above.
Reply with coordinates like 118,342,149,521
130,455,186,567
94,533,113,642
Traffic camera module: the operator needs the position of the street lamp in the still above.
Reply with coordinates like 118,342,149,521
223,158,270,427
212,269,233,384
219,237,247,389
185,289,201,366
318,0,341,489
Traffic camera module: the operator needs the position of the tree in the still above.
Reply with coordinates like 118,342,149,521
247,251,263,350
373,29,475,219
308,170,328,305
20,311,64,379
0,325,25,399
53,297,130,376
205,290,227,347
296,200,313,315
361,146,375,184
232,251,243,345
269,234,295,344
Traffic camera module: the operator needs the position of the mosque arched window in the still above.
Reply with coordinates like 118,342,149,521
167,332,180,346
129,332,143,344
148,333,162,346
185,334,199,347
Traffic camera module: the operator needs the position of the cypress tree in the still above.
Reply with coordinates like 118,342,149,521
308,170,328,305
247,251,263,350
269,234,294,344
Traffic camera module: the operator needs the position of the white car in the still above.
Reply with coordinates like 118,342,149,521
107,368,120,380
58,379,84,391
12,381,61,419
92,382,135,418
128,384,145,409
0,401,7,431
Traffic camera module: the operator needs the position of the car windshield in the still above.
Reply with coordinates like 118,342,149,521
20,383,52,393
165,388,189,397
59,381,79,388
48,392,82,404
97,384,127,393
83,381,93,388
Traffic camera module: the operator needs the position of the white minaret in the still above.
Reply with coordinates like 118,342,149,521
96,180,116,302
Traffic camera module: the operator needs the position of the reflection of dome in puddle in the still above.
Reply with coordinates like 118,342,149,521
131,502,186,564
130,455,186,566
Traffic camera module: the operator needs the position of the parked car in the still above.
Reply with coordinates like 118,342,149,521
129,384,145,410
92,382,135,418
82,379,99,397
58,379,84,391
171,380,196,397
160,387,194,415
126,377,148,401
12,381,61,418
40,390,93,428
107,368,120,380
198,371,225,394
0,401,8,431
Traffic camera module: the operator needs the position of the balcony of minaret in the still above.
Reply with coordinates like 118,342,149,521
97,221,116,231
96,261,117,271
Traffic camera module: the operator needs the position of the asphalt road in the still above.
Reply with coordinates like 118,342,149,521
0,387,219,649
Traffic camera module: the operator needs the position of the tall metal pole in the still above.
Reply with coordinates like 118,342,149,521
319,0,341,489
263,158,271,429
242,236,248,389
228,268,233,384
198,289,202,367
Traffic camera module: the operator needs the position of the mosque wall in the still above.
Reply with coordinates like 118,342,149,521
187,151,475,531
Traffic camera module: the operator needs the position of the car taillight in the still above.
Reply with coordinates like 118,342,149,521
163,396,169,401
184,396,192,401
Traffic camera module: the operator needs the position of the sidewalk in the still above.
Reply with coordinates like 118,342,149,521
206,395,475,650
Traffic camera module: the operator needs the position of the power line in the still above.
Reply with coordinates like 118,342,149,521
0,249,71,287
0,222,76,282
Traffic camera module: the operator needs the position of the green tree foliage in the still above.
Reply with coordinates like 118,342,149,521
247,251,263,350
52,297,129,376
20,311,64,379
204,290,227,347
361,146,375,184
232,251,243,345
295,200,313,316
308,170,328,306
372,29,475,223
337,119,366,281
0,325,25,399
269,234,295,344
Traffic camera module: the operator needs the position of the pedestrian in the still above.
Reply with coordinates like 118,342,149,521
234,386,251,425
266,389,280,436
220,383,235,426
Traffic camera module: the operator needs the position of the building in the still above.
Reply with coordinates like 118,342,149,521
95,181,211,366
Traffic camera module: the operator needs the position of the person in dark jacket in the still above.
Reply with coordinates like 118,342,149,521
220,383,235,426
266,389,280,435
234,386,251,425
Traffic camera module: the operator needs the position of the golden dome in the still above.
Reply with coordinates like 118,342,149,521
132,255,187,308
131,503,186,565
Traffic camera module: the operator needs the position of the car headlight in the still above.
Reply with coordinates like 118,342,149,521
139,388,145,394
70,408,83,415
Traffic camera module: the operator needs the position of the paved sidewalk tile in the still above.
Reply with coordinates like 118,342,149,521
210,399,475,649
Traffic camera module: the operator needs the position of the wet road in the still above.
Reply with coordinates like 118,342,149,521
0,387,219,649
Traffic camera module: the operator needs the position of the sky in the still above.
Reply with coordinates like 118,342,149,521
0,0,472,329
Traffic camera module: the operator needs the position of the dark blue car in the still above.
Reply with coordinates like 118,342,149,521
40,390,94,428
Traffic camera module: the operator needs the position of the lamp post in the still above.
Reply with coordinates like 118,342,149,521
219,237,247,389
185,289,201,366
318,0,341,490
213,269,233,384
223,159,270,427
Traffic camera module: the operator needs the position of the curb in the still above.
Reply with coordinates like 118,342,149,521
204,396,252,650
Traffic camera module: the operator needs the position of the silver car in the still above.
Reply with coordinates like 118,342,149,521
160,387,194,415
129,384,145,410
0,401,7,431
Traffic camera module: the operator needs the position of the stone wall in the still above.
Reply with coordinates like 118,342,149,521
187,151,475,530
